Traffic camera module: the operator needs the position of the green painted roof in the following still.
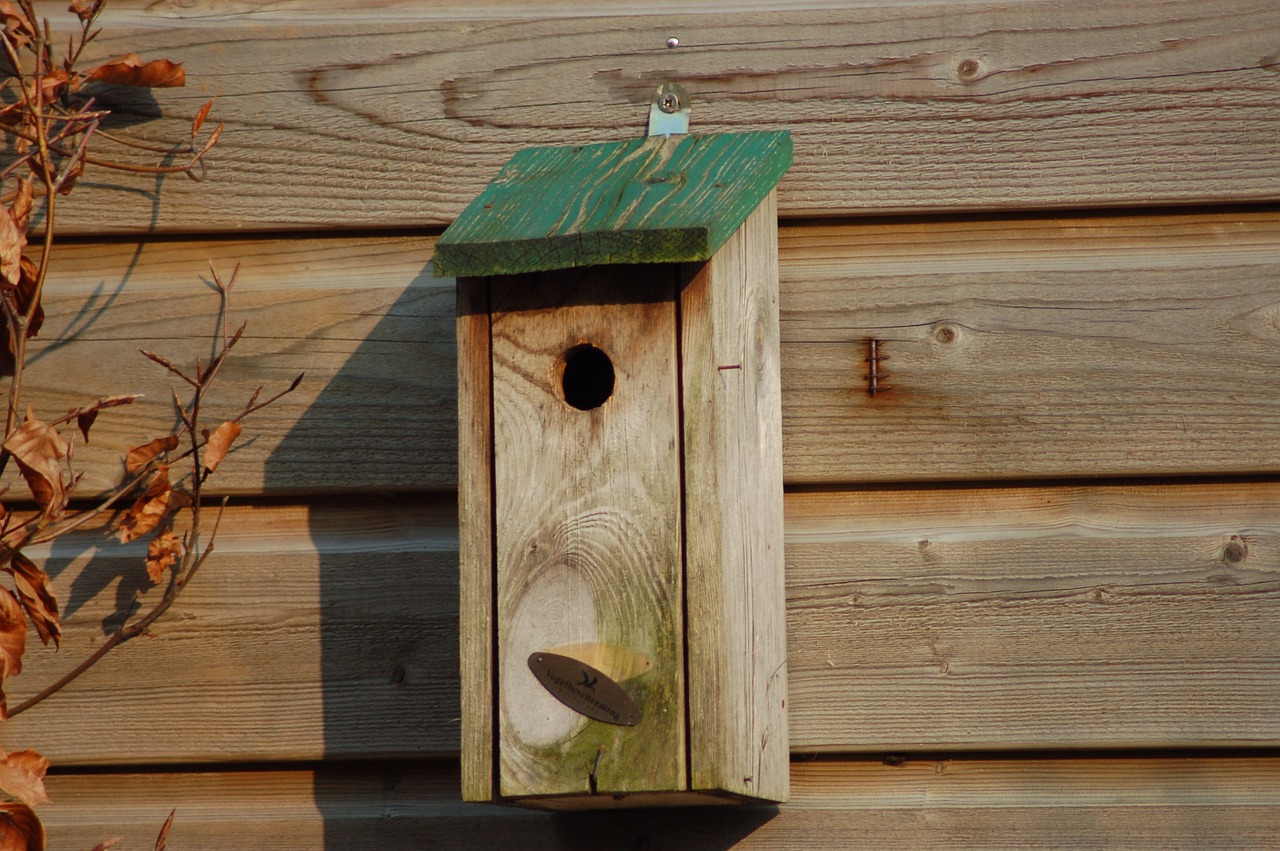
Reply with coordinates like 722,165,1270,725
433,130,792,278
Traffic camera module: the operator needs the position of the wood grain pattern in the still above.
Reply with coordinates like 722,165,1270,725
17,208,1280,496
5,482,1277,765
786,482,1280,751
40,756,1280,849
490,267,685,798
34,0,1280,234
777,211,1280,482
681,193,788,801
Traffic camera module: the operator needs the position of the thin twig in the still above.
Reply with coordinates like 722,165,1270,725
235,373,304,422
140,350,197,386
171,388,194,431
199,322,245,391
46,394,143,429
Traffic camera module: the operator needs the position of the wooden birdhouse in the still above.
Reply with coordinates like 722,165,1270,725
435,128,792,809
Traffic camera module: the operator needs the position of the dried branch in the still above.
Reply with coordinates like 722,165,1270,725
139,350,197,386
8,271,300,715
0,5,266,837
236,372,304,422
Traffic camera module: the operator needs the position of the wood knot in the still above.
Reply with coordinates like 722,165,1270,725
956,58,984,82
1222,536,1248,564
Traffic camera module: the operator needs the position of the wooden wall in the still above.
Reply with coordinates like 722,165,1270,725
6,0,1278,846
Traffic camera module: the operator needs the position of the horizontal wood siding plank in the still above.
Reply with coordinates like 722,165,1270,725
23,209,1280,495
3,497,462,765
6,483,1278,763
785,482,1280,751
24,236,457,496
777,212,1280,482
40,756,1280,849
38,0,1280,234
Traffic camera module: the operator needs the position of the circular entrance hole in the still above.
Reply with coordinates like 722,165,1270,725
561,344,615,411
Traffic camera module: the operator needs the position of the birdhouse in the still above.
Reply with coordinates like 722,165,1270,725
435,128,792,809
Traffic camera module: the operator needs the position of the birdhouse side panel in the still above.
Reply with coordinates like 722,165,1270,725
490,267,687,799
681,192,789,802
456,276,497,802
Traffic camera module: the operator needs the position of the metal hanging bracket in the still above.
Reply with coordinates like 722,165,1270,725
647,82,690,138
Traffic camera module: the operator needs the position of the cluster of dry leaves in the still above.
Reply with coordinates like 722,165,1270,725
0,1,297,848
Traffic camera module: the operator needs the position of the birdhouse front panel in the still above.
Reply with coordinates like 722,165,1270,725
489,266,686,798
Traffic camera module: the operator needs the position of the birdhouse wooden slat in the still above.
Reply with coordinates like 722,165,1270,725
439,130,791,809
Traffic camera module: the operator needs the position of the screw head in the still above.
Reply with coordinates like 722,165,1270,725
666,36,680,48
658,92,681,113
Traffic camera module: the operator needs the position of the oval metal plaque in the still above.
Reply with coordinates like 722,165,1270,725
528,652,642,727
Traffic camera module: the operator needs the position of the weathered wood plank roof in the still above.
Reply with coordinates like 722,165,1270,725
434,130,792,276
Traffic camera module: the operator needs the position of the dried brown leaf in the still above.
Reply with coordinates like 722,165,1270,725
153,808,175,851
89,840,120,851
191,98,213,141
75,411,97,442
69,0,99,23
2,411,68,518
0,2,34,48
0,588,24,719
118,467,171,543
125,434,179,476
86,54,185,88
0,802,43,851
7,553,58,649
0,207,23,289
19,259,42,339
7,179,31,235
116,467,191,544
0,751,48,808
66,394,140,444
146,529,182,583
37,70,70,103
198,121,223,155
201,421,240,475
0,260,46,379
